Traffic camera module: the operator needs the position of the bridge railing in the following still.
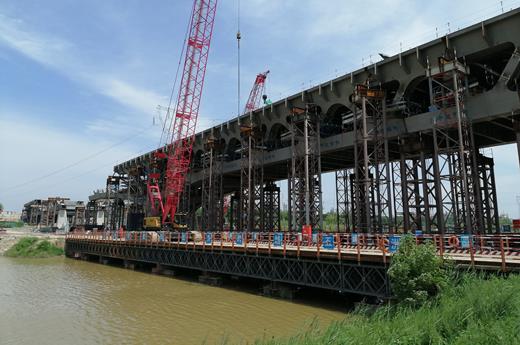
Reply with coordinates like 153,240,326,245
66,230,520,268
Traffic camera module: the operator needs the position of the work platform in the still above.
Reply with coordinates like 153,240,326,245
66,231,520,298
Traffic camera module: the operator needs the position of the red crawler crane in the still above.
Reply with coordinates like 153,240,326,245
243,70,269,114
148,0,218,225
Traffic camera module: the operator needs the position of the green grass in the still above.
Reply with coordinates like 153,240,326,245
4,237,64,258
0,220,24,228
259,274,520,345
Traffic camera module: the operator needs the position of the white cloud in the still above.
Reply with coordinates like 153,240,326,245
0,13,165,125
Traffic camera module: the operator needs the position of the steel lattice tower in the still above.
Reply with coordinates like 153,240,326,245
289,104,322,232
352,84,393,233
201,134,224,231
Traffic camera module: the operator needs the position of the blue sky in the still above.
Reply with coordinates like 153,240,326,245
0,0,519,218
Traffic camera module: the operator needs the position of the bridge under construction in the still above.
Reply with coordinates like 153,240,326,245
67,8,520,297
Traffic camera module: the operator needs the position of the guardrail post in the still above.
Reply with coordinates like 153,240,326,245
283,232,287,257
317,233,321,259
500,237,506,272
356,236,361,264
336,233,341,261
297,233,301,258
268,233,272,256
468,235,475,266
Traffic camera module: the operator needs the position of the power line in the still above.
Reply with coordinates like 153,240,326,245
2,124,153,193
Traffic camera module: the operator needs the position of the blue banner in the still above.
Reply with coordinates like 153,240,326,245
273,232,283,247
159,232,165,242
235,232,243,245
415,230,423,237
126,232,131,241
181,232,187,243
141,232,147,241
460,235,470,249
252,232,258,241
322,234,335,250
389,235,401,253
351,233,358,245
205,232,212,244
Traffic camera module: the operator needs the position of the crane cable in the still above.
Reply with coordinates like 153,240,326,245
237,0,241,120
158,5,192,149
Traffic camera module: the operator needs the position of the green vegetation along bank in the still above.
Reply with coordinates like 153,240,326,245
261,274,520,345
261,236,519,345
4,237,64,258
0,220,24,228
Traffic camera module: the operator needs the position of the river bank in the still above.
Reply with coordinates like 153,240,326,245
261,273,520,345
0,226,65,256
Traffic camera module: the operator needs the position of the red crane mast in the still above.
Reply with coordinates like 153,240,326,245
151,0,218,224
243,70,269,114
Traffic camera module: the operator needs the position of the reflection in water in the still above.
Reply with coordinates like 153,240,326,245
0,257,346,345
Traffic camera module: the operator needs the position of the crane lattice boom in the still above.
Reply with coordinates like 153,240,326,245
244,70,269,114
162,0,218,223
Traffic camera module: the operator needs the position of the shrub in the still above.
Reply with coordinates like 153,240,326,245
4,237,64,257
388,235,449,306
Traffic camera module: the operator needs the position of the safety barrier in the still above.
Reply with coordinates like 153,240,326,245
66,230,520,270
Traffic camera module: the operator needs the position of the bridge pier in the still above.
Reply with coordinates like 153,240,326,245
124,260,136,270
263,282,296,300
198,272,223,286
99,256,110,265
151,264,177,276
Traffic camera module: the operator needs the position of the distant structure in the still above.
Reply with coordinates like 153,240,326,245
22,197,85,231
0,210,21,222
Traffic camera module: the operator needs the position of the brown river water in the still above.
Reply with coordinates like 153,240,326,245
0,256,346,345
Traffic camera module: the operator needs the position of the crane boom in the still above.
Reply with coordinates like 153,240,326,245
160,0,218,223
243,70,269,114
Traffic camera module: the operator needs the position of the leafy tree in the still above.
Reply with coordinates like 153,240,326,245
499,213,512,226
0,202,3,212
388,235,449,306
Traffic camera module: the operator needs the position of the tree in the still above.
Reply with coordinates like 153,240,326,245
0,202,3,212
388,235,449,306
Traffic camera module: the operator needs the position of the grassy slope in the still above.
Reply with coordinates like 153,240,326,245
260,274,520,345
0,220,24,228
4,237,64,258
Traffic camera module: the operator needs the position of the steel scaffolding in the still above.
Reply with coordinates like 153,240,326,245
201,135,224,231
239,114,264,232
289,104,322,232
335,169,351,232
263,181,281,232
352,84,393,233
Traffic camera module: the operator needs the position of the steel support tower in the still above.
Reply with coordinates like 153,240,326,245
352,84,393,233
239,114,264,232
335,169,352,232
105,175,123,231
289,104,323,232
427,59,479,233
263,181,281,232
201,135,224,231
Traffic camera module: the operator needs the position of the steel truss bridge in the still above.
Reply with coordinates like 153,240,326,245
74,9,520,297
66,231,520,297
